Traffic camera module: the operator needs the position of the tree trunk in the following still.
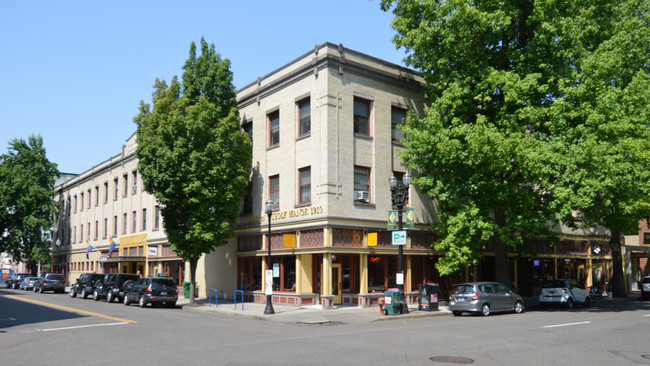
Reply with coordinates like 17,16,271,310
189,258,198,304
608,233,627,298
493,210,512,288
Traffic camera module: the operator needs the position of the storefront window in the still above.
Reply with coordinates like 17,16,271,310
368,255,385,292
283,257,296,291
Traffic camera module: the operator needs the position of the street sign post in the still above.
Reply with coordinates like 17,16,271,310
392,230,407,246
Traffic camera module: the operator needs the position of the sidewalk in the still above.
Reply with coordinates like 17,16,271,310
176,296,451,325
176,292,642,325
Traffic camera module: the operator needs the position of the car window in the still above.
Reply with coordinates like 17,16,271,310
451,285,475,295
643,277,650,284
494,284,509,294
543,280,566,288
479,284,494,294
153,279,176,287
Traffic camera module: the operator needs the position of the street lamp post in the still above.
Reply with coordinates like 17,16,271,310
264,198,275,315
389,172,411,314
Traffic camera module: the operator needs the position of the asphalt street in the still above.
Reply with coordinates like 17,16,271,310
1,287,649,366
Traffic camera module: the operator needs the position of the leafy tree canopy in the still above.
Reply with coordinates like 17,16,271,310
0,135,59,275
134,38,252,303
382,0,650,291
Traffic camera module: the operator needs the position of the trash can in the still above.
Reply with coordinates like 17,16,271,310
182,281,191,299
384,289,402,315
418,283,439,311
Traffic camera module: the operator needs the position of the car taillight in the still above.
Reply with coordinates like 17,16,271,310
472,292,479,301
114,284,119,288
562,288,568,294
43,280,47,284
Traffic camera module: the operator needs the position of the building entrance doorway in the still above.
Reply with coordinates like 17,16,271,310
332,263,342,305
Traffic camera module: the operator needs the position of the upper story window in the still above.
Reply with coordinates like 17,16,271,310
154,205,161,230
114,178,119,200
123,174,128,197
74,195,77,213
87,189,91,209
104,182,109,203
142,208,147,231
243,120,253,152
132,171,138,195
298,167,311,204
298,98,311,137
243,181,253,215
269,175,280,210
354,166,371,201
391,106,407,143
132,210,137,233
80,193,84,211
354,97,371,136
268,111,280,147
95,186,100,206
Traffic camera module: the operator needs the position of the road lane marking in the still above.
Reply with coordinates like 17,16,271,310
540,321,591,328
42,322,129,332
2,294,136,323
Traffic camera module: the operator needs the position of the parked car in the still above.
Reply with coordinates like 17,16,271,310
69,273,104,299
448,282,525,316
641,275,650,300
94,273,140,302
34,273,66,293
123,277,178,308
539,279,590,309
6,273,30,289
19,276,39,291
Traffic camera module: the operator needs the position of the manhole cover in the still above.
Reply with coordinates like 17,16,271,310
430,356,474,364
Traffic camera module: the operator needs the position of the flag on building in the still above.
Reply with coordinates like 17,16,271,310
86,241,94,259
108,236,116,257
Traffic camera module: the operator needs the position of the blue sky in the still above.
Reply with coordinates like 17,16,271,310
0,0,408,174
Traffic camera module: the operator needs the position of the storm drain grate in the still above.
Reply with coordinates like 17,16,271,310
430,356,474,364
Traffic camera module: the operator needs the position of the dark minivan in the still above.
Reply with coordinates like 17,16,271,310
123,277,178,308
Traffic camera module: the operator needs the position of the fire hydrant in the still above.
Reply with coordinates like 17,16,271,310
378,297,385,316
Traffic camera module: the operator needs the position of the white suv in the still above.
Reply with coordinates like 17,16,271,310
539,279,591,309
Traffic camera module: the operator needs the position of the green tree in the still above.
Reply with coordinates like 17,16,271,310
134,38,252,304
0,135,59,275
554,0,650,297
381,0,650,293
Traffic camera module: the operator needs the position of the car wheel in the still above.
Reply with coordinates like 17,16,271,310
123,294,130,306
39,286,44,293
139,295,147,308
566,298,574,309
106,291,113,303
481,303,491,316
34,286,38,292
514,301,524,314
583,297,591,308
70,288,77,297
93,290,100,301
81,288,88,299
452,311,462,316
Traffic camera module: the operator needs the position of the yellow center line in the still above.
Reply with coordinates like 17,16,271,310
2,294,137,323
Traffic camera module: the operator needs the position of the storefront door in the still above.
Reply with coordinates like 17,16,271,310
332,263,342,305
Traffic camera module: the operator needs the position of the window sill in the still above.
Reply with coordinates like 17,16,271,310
267,145,280,151
354,201,376,208
296,133,311,142
354,133,373,141
294,202,311,208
